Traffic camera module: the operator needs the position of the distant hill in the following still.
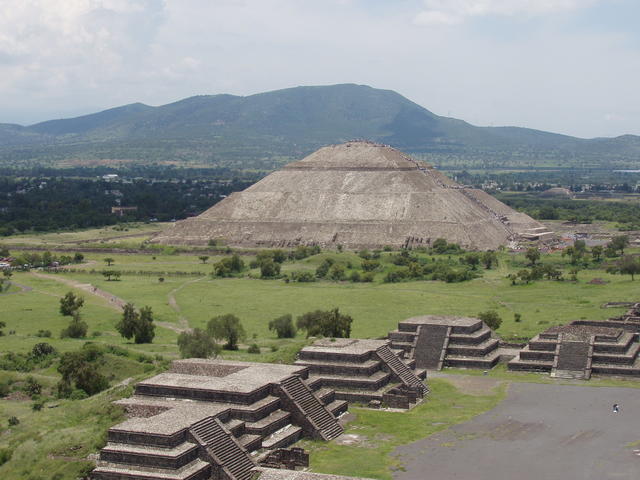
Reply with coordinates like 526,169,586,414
1,84,639,169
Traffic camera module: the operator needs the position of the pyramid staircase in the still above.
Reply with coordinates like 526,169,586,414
278,376,343,441
389,317,500,371
413,325,450,370
190,417,254,480
375,345,428,395
509,325,640,378
550,334,593,380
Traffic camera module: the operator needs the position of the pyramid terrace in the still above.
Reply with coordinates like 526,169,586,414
295,339,428,409
92,359,347,480
388,315,501,371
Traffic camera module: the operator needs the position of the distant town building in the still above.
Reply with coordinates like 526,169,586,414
111,206,138,217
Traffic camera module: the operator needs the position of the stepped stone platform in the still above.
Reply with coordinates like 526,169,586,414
92,359,346,480
295,338,428,409
389,315,501,371
295,339,428,409
509,323,640,379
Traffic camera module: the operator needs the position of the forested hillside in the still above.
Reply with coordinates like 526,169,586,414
1,84,639,170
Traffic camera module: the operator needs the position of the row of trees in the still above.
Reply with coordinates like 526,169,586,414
177,309,354,358
59,292,155,342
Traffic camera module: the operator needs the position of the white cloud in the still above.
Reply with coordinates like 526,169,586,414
0,0,637,137
414,0,598,25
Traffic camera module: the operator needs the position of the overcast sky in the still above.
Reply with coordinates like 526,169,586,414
1,0,639,138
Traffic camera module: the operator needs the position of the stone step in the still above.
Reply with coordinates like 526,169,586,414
244,410,291,437
237,433,262,452
307,370,391,391
99,442,199,469
294,358,382,376
92,458,211,480
326,399,349,417
446,338,500,356
261,425,303,450
445,350,501,369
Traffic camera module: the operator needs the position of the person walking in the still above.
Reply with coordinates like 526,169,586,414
613,403,619,413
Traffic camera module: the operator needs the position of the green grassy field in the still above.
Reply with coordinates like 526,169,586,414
1,243,639,480
301,379,506,479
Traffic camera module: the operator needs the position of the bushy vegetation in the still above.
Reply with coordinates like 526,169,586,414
115,303,156,344
177,328,220,358
296,308,353,338
207,314,246,350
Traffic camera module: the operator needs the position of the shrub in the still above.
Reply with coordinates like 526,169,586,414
247,344,260,354
8,416,19,426
32,401,44,411
60,314,88,339
269,314,297,338
478,310,502,330
296,308,353,338
31,342,55,358
315,258,334,278
0,448,12,466
361,259,380,272
24,376,42,397
35,329,52,338
260,259,281,278
207,314,246,350
290,271,316,282
349,271,361,282
328,263,346,281
177,328,220,358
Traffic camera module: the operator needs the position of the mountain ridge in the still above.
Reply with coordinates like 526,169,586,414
1,83,638,168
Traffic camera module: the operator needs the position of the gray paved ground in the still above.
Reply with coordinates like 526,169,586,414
393,383,640,480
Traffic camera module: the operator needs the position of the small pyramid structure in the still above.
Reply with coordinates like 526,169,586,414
152,141,550,250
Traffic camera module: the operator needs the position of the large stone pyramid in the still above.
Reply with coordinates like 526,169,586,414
152,141,550,250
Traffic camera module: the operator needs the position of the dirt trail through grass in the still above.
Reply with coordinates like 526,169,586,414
167,276,206,329
0,281,33,295
28,271,186,333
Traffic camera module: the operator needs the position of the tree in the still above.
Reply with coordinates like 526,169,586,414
116,303,138,340
481,251,498,269
296,308,353,338
213,254,245,277
198,255,210,264
525,247,540,266
59,291,84,317
478,310,502,330
102,270,121,281
31,342,56,358
116,303,155,343
462,252,480,270
136,306,156,344
260,259,280,278
104,257,115,266
591,245,603,262
178,328,220,358
60,313,88,339
57,350,108,396
269,314,296,338
328,263,346,281
207,314,246,350
617,255,640,281
609,235,629,256
73,252,84,263
562,246,583,265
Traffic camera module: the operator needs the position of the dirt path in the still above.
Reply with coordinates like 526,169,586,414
0,281,33,296
167,276,206,330
29,271,186,333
